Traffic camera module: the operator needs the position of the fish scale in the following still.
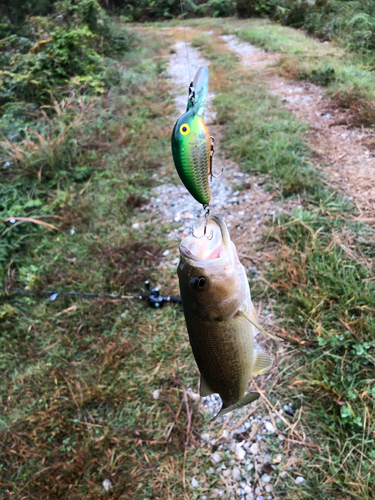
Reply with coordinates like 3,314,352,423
182,294,255,405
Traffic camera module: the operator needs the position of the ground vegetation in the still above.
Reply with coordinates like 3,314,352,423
193,27,375,499
1,5,375,499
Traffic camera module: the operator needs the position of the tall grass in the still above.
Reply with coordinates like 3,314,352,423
0,25,216,498
235,20,375,125
194,29,375,498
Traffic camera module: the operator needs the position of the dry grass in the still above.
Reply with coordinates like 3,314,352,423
189,21,375,498
0,27,216,499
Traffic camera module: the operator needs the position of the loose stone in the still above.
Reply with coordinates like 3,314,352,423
249,442,259,455
265,422,275,433
232,465,242,481
211,452,222,465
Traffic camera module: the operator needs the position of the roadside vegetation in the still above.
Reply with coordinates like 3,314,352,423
235,1,375,125
237,0,375,53
192,29,375,499
0,3,214,497
234,19,375,125
2,1,375,498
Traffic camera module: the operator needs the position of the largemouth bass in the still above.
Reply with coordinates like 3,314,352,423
178,215,280,421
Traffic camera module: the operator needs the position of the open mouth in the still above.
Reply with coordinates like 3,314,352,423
180,215,230,261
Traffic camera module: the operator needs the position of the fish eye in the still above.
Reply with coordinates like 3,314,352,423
189,276,207,291
180,123,190,135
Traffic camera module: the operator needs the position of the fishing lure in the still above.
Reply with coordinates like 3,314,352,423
171,66,214,209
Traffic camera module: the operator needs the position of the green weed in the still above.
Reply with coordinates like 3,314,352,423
0,0,134,109
194,25,375,498
0,25,215,498
236,20,375,125
266,209,375,499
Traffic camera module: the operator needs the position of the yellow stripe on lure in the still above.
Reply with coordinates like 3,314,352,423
171,66,213,208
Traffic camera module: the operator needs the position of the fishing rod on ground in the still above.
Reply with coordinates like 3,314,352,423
4,281,182,309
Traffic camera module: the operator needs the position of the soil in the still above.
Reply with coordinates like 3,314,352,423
223,34,375,222
138,27,307,500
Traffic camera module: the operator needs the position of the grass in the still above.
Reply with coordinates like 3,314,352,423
0,25,215,499
233,19,343,56
192,33,319,197
192,26,375,499
234,19,375,125
2,16,375,499
266,211,375,499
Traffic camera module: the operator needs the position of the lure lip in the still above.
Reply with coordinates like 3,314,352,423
179,215,233,265
186,65,209,117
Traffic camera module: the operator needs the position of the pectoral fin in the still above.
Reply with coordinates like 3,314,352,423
211,392,259,422
250,301,258,322
238,310,284,341
200,373,214,397
252,352,273,375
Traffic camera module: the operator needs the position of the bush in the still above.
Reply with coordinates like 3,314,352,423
235,0,274,17
0,0,133,110
195,0,236,17
241,0,375,54
119,0,235,20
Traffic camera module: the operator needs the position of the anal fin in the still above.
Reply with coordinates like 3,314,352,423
200,373,214,397
252,352,273,375
211,392,259,422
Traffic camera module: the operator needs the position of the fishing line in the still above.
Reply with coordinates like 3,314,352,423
180,0,192,83
4,281,181,309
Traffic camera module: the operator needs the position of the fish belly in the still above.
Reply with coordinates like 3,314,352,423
184,311,254,407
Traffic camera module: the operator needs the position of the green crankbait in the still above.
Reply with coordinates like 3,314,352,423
171,66,214,209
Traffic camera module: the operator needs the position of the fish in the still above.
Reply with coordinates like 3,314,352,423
171,66,212,208
177,215,281,421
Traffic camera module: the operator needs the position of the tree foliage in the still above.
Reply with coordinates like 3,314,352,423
236,0,375,53
0,0,133,114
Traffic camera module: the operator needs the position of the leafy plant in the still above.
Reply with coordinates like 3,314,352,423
242,0,375,54
196,0,236,17
0,0,133,112
300,65,336,86
347,11,375,51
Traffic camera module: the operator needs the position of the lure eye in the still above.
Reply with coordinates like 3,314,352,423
180,123,190,135
189,276,207,291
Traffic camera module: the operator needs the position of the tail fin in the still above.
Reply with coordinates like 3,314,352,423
210,392,259,422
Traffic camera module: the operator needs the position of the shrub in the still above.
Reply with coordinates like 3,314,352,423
119,0,235,20
241,0,375,54
196,0,236,17
0,0,133,110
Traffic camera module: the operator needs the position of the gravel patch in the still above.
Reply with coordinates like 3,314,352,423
145,28,306,499
222,33,375,220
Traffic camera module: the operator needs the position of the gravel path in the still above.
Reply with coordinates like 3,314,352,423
143,29,306,500
223,34,375,222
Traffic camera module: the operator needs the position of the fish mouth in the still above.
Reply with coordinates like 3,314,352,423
179,215,232,264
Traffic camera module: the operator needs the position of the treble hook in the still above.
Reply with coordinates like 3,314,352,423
192,205,213,240
208,136,224,181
